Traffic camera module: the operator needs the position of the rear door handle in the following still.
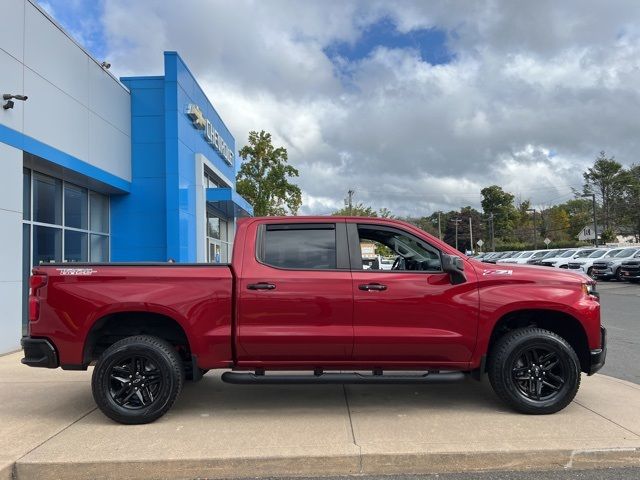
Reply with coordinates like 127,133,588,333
247,282,276,290
358,283,387,291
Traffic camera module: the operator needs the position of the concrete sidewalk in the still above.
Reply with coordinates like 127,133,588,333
1,352,639,480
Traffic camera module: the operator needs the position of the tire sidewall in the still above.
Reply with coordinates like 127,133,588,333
92,339,181,424
490,329,581,414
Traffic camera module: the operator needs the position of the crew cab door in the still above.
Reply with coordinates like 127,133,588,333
348,223,479,365
236,220,353,364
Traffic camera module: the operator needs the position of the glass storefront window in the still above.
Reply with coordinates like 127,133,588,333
23,165,112,327
90,192,109,233
90,234,109,262
207,215,220,239
64,230,88,262
23,168,30,220
64,183,88,229
33,225,62,265
33,172,62,225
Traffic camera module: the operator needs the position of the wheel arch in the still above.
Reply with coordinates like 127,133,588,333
487,309,590,373
83,310,192,366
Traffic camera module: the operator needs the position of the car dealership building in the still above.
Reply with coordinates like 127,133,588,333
0,0,252,353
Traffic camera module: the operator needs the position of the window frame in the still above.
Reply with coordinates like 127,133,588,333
256,222,350,271
348,222,444,274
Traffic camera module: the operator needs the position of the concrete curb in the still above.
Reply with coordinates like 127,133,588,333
13,447,640,480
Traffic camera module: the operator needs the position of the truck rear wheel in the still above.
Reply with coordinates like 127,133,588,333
488,327,581,414
91,335,184,424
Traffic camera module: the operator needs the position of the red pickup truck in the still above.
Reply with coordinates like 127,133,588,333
22,217,606,424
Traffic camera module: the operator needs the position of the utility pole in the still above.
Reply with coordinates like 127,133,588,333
527,208,537,249
438,212,442,240
346,189,355,216
489,213,495,252
451,218,462,251
581,193,598,246
469,217,474,253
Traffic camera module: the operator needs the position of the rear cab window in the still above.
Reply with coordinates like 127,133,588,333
257,223,348,270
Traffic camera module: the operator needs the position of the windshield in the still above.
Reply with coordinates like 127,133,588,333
604,249,622,258
575,249,595,258
531,251,547,259
520,251,534,258
587,250,607,258
560,250,577,258
542,249,561,258
509,252,524,258
616,248,639,258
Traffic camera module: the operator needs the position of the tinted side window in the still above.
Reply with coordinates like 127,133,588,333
263,226,337,269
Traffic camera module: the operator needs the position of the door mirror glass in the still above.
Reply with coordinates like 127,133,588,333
441,254,466,285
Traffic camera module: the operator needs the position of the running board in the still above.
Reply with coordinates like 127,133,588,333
221,371,466,385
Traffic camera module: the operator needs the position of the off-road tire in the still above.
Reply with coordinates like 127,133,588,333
91,335,184,424
488,327,581,414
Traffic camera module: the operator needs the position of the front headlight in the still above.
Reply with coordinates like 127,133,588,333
582,282,599,299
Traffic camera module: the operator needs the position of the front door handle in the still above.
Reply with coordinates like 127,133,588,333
247,282,276,290
358,283,387,291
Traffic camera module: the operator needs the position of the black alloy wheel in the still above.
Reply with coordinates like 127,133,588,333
511,347,565,401
488,327,580,414
108,355,162,409
92,335,184,424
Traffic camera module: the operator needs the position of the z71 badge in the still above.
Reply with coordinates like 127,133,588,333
56,268,97,276
482,269,513,276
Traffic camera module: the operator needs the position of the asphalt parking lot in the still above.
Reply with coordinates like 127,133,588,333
596,281,640,385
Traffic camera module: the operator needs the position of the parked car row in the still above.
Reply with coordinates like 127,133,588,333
474,247,640,282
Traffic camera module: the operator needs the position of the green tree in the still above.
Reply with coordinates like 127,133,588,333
236,130,302,216
618,164,640,241
582,151,625,230
332,203,378,216
480,185,517,240
561,198,593,239
543,206,571,241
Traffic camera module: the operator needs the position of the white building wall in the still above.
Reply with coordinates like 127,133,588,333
1,0,131,181
0,0,131,352
0,142,25,352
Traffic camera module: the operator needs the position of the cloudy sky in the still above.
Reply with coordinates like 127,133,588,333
38,0,640,216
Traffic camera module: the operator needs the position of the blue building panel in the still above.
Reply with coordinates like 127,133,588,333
112,51,252,263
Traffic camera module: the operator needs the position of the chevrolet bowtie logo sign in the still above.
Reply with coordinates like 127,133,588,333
186,103,206,130
185,103,234,166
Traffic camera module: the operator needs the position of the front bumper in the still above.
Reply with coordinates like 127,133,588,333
620,268,640,279
591,267,614,278
21,337,58,368
588,327,607,375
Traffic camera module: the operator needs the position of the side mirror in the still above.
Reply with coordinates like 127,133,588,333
441,254,467,285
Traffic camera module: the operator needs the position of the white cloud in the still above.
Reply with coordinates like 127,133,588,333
89,0,640,216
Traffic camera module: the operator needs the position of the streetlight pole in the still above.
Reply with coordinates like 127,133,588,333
469,217,474,253
438,212,442,240
581,193,598,247
527,208,537,249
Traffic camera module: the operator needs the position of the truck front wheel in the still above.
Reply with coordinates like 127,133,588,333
488,327,581,414
91,335,184,424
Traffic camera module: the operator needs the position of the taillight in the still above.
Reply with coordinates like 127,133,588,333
29,273,47,292
28,273,47,322
28,296,39,321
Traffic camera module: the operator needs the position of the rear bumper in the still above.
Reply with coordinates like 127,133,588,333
588,327,607,375
21,337,58,368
